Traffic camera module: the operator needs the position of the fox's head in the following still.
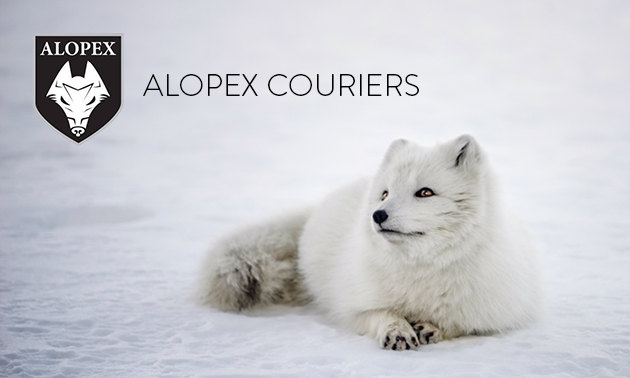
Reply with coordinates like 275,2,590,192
367,135,491,263
46,61,109,137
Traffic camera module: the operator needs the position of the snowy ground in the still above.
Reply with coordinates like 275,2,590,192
1,1,630,377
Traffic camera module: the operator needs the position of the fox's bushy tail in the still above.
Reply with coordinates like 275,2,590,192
196,209,312,311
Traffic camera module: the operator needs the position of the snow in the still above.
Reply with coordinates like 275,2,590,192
1,1,630,377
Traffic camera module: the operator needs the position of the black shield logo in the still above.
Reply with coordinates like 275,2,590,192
35,35,123,144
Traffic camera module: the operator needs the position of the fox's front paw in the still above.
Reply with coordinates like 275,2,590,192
411,322,443,345
379,320,419,351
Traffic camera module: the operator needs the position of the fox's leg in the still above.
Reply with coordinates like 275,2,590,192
410,322,444,345
351,310,419,351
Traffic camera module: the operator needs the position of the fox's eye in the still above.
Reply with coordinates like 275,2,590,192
60,97,69,106
87,96,96,105
381,191,388,201
415,188,434,198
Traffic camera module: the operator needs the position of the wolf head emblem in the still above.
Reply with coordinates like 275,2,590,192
46,61,110,137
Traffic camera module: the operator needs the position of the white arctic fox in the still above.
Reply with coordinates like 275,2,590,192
198,135,543,351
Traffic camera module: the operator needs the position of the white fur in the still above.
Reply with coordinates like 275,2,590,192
198,135,543,350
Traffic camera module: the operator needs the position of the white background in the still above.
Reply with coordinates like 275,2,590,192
1,1,629,377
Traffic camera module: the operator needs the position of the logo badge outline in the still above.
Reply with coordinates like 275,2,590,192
34,34,123,145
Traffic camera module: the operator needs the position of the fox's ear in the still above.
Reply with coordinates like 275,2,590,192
47,61,72,98
54,61,72,85
84,61,103,84
380,139,409,168
84,61,109,98
449,134,481,169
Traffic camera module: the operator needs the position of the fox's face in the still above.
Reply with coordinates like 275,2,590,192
46,61,109,137
367,135,489,260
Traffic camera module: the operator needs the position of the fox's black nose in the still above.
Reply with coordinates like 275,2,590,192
372,210,388,225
